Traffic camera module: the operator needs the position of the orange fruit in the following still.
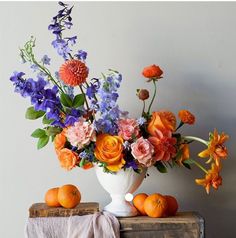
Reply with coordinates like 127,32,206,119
58,184,81,209
133,193,148,215
45,187,61,207
165,195,178,216
144,193,168,218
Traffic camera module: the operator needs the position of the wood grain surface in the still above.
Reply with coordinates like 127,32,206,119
29,202,99,218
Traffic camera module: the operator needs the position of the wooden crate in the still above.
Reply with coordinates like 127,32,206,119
119,212,204,238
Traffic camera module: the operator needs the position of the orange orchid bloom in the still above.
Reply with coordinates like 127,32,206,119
195,163,222,194
178,144,190,165
198,129,229,166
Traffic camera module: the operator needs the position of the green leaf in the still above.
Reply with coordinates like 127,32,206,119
72,94,85,108
182,162,191,170
31,129,46,138
42,115,54,125
60,93,73,107
37,135,49,149
155,162,167,173
183,158,195,165
45,127,62,137
25,107,45,120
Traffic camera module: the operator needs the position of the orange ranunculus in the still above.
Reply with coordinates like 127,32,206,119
178,110,195,125
147,111,176,136
198,129,229,166
58,148,79,171
82,162,93,170
142,64,163,79
195,163,222,194
94,134,125,172
54,131,67,155
177,144,190,165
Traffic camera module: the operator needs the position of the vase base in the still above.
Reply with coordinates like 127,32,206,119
103,200,138,217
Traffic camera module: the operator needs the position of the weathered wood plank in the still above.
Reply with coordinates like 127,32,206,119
119,212,204,238
29,202,99,218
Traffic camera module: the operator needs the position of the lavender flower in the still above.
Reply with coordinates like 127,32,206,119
137,117,146,126
75,50,87,61
41,55,51,65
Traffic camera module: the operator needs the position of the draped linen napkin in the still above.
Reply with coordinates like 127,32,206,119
25,212,120,238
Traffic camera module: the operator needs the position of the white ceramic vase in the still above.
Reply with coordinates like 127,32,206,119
95,165,147,217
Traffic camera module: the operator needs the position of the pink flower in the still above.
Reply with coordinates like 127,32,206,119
148,129,177,162
66,118,96,149
118,118,139,140
131,137,155,167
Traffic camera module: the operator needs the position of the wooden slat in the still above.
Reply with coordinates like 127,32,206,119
119,212,204,238
29,202,99,218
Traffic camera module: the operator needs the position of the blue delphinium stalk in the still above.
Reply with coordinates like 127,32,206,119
10,71,64,127
48,2,87,61
93,70,123,134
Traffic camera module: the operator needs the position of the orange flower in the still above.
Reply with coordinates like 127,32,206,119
178,110,195,125
178,144,190,165
54,131,66,155
198,129,229,166
142,64,163,79
58,148,79,171
94,134,125,172
147,111,176,136
59,59,88,86
82,162,93,170
195,163,222,194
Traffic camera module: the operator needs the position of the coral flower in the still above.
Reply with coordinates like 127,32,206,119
58,148,79,171
59,59,88,86
178,144,190,165
94,134,125,172
178,110,195,125
148,129,177,162
147,111,176,136
195,163,222,194
142,64,163,79
198,129,229,166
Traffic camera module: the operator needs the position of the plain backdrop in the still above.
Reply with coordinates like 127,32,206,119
0,1,236,238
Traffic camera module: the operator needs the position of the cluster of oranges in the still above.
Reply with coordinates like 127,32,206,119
133,193,178,218
45,184,81,209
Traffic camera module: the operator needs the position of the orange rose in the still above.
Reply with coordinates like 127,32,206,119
58,148,79,171
147,111,176,136
54,131,66,154
178,110,195,125
142,64,163,79
94,134,125,172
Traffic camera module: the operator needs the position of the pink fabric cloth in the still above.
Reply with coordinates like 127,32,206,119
25,212,120,238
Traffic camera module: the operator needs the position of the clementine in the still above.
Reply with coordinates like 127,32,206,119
144,193,168,218
133,193,148,215
45,187,61,207
165,195,178,216
58,184,81,209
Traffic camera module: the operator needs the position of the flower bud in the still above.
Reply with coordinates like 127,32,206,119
137,89,149,100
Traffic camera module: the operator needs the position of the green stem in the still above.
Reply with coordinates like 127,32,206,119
79,85,89,110
147,80,157,115
183,136,208,146
191,159,208,174
175,121,184,131
142,100,146,116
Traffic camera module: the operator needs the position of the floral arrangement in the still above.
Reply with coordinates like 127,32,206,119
10,2,229,194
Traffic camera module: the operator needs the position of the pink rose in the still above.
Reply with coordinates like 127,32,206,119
66,118,96,149
118,118,139,140
131,137,155,167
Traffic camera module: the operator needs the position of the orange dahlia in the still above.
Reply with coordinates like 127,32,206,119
59,59,88,86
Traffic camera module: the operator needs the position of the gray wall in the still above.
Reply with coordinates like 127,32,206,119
0,2,236,238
